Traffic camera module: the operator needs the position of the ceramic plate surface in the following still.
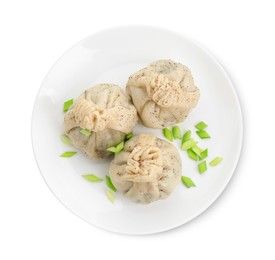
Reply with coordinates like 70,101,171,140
32,25,243,235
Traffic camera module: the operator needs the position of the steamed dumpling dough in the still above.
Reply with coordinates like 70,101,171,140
126,60,200,128
64,84,138,159
109,134,181,204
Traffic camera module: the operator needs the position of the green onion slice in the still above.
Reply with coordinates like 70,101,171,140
115,141,124,153
198,160,207,174
195,121,208,130
163,128,173,141
60,134,71,145
181,139,198,150
172,126,181,139
106,141,124,154
192,145,203,156
60,151,77,157
82,174,103,182
125,133,133,141
187,149,198,161
209,157,223,166
80,128,92,137
199,149,208,160
106,147,117,153
182,130,191,144
196,130,211,139
106,176,117,192
63,99,73,112
181,176,196,188
105,189,115,203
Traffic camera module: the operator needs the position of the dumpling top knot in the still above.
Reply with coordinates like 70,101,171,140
74,98,107,132
147,73,181,107
126,145,163,182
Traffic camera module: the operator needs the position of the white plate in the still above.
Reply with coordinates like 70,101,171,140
32,25,243,235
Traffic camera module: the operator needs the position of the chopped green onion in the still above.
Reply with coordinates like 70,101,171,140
195,121,208,130
82,174,103,182
106,147,117,153
60,151,77,157
60,134,71,145
106,176,116,192
115,141,124,153
187,149,198,161
181,176,196,188
199,149,208,160
198,160,207,174
182,130,191,143
80,128,92,137
181,139,198,150
209,157,223,166
163,128,173,141
63,99,73,112
172,126,181,139
192,145,203,156
106,141,124,154
125,133,133,141
105,189,115,203
196,130,211,139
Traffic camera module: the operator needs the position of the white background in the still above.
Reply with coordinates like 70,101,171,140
0,0,274,259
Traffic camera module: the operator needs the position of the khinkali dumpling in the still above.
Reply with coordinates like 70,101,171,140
64,84,138,159
109,134,181,204
126,60,200,129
